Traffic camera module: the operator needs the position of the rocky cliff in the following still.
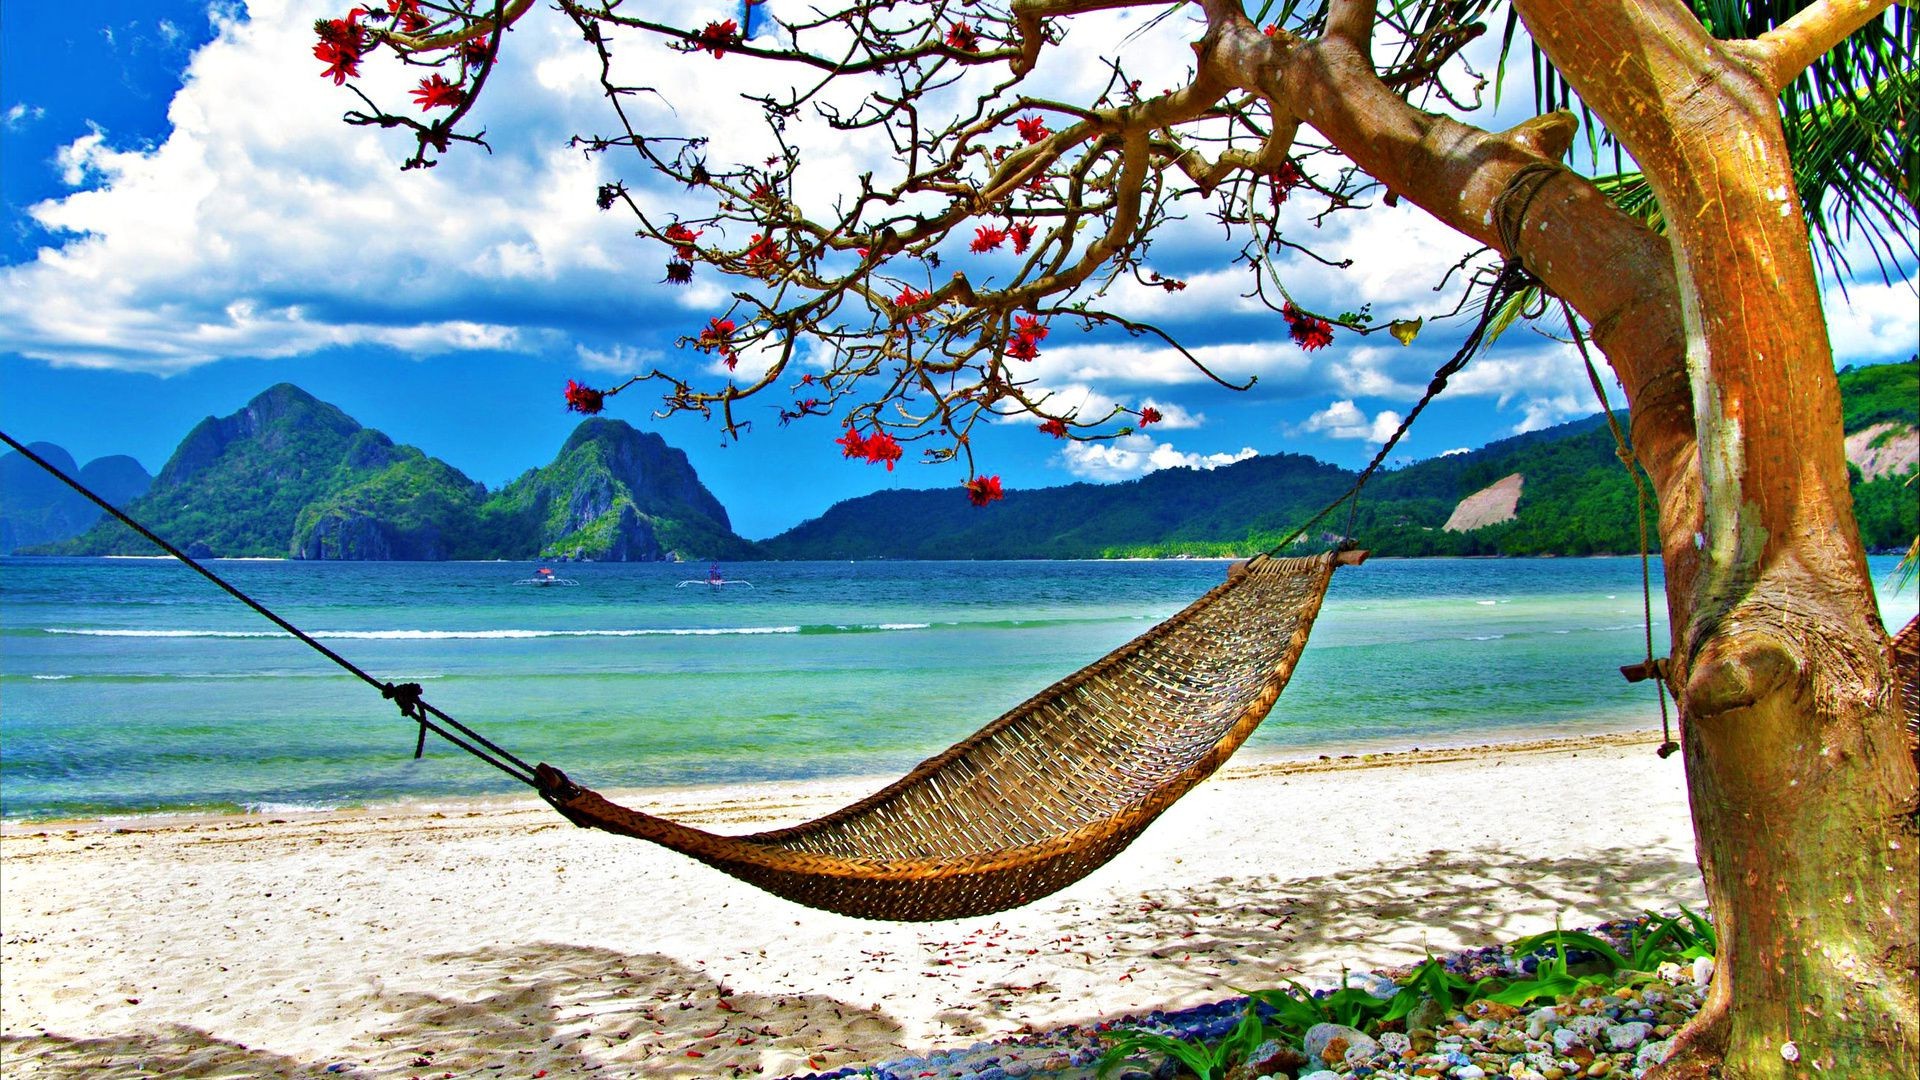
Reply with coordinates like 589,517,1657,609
1,444,153,553
485,418,753,562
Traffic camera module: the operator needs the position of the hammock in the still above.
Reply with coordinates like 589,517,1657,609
532,550,1360,921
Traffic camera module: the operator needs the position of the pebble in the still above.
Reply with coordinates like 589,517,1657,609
785,914,1708,1080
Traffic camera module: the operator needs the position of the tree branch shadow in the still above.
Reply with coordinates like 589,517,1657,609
1046,844,1704,990
2,943,907,1079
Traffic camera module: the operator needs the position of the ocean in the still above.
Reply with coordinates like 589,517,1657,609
2,555,1913,821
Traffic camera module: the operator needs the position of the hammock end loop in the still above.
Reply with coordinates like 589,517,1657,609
382,681,427,720
534,762,583,801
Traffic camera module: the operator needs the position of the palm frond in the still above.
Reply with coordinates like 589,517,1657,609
1590,68,1918,280
1492,1,1916,284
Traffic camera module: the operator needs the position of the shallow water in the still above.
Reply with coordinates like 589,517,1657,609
2,555,1912,820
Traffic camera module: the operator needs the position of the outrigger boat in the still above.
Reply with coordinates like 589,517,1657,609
514,567,578,587
678,563,752,588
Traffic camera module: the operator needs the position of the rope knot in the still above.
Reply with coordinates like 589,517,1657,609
383,681,427,721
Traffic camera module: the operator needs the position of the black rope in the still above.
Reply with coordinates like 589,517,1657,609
0,430,544,790
1264,260,1535,557
1556,305,1678,759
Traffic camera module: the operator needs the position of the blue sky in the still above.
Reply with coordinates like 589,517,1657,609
3,1,1915,539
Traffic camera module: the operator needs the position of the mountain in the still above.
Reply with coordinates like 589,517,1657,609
0,443,152,554
762,452,1356,560
764,359,1918,559
478,418,756,561
40,385,752,561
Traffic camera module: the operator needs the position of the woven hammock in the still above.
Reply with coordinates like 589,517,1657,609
533,549,1358,921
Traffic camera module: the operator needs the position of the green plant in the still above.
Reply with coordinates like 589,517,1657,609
1097,999,1270,1080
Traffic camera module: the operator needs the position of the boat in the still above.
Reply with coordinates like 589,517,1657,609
514,567,578,587
678,563,752,588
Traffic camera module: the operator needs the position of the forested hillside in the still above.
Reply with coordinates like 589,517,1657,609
768,359,1918,559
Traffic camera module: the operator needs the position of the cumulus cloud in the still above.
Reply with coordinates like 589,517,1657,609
0,0,828,374
1826,277,1920,363
1296,399,1403,442
1057,434,1257,482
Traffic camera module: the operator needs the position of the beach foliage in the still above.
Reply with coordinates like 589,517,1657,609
1101,911,1729,1071
1097,998,1270,1080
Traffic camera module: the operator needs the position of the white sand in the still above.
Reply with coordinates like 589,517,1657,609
0,733,1703,1078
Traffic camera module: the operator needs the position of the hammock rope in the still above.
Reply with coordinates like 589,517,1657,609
0,431,542,791
0,426,1358,920
1263,259,1535,556
1559,301,1679,759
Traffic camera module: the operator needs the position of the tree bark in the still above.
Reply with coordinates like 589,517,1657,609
1513,2,1920,1076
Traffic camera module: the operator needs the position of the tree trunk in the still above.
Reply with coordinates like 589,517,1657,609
1514,2,1920,1076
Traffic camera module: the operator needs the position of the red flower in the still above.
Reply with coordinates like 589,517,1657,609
1007,333,1040,361
313,13,367,84
460,35,492,67
836,427,903,471
1270,161,1303,206
696,19,740,57
1283,302,1335,352
387,0,428,32
744,234,781,270
1263,23,1281,37
970,226,1007,253
945,22,979,51
564,379,605,415
698,317,740,368
1039,418,1068,438
1014,115,1050,144
664,259,693,284
965,475,1004,507
1014,314,1048,341
894,286,930,325
1138,406,1163,426
410,74,465,110
663,222,702,259
1008,222,1036,254
751,181,778,203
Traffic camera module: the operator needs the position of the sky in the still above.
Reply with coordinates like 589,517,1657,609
2,1,1915,540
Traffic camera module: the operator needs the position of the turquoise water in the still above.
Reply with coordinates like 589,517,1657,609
2,556,1912,821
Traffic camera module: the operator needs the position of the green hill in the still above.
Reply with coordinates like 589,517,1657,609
42,385,753,561
479,418,757,561
765,359,1918,559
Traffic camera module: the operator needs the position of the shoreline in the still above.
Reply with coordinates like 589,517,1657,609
2,731,1703,1078
0,726,1668,833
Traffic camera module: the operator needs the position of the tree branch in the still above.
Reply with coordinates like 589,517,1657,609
1726,0,1895,91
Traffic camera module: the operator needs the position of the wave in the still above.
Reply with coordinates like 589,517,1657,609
241,801,342,815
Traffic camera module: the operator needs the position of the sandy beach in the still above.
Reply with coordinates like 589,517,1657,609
1,733,1704,1078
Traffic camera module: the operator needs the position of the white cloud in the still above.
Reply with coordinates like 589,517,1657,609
1138,398,1203,429
574,342,662,374
0,0,761,373
1826,277,1920,363
1057,434,1257,482
1440,446,1470,457
1029,339,1314,390
1296,399,1403,442
3,103,46,131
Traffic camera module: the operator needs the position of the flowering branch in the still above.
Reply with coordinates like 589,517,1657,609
322,0,1537,499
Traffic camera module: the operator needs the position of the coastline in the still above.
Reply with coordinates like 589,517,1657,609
0,723,1665,830
1,731,1702,1078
